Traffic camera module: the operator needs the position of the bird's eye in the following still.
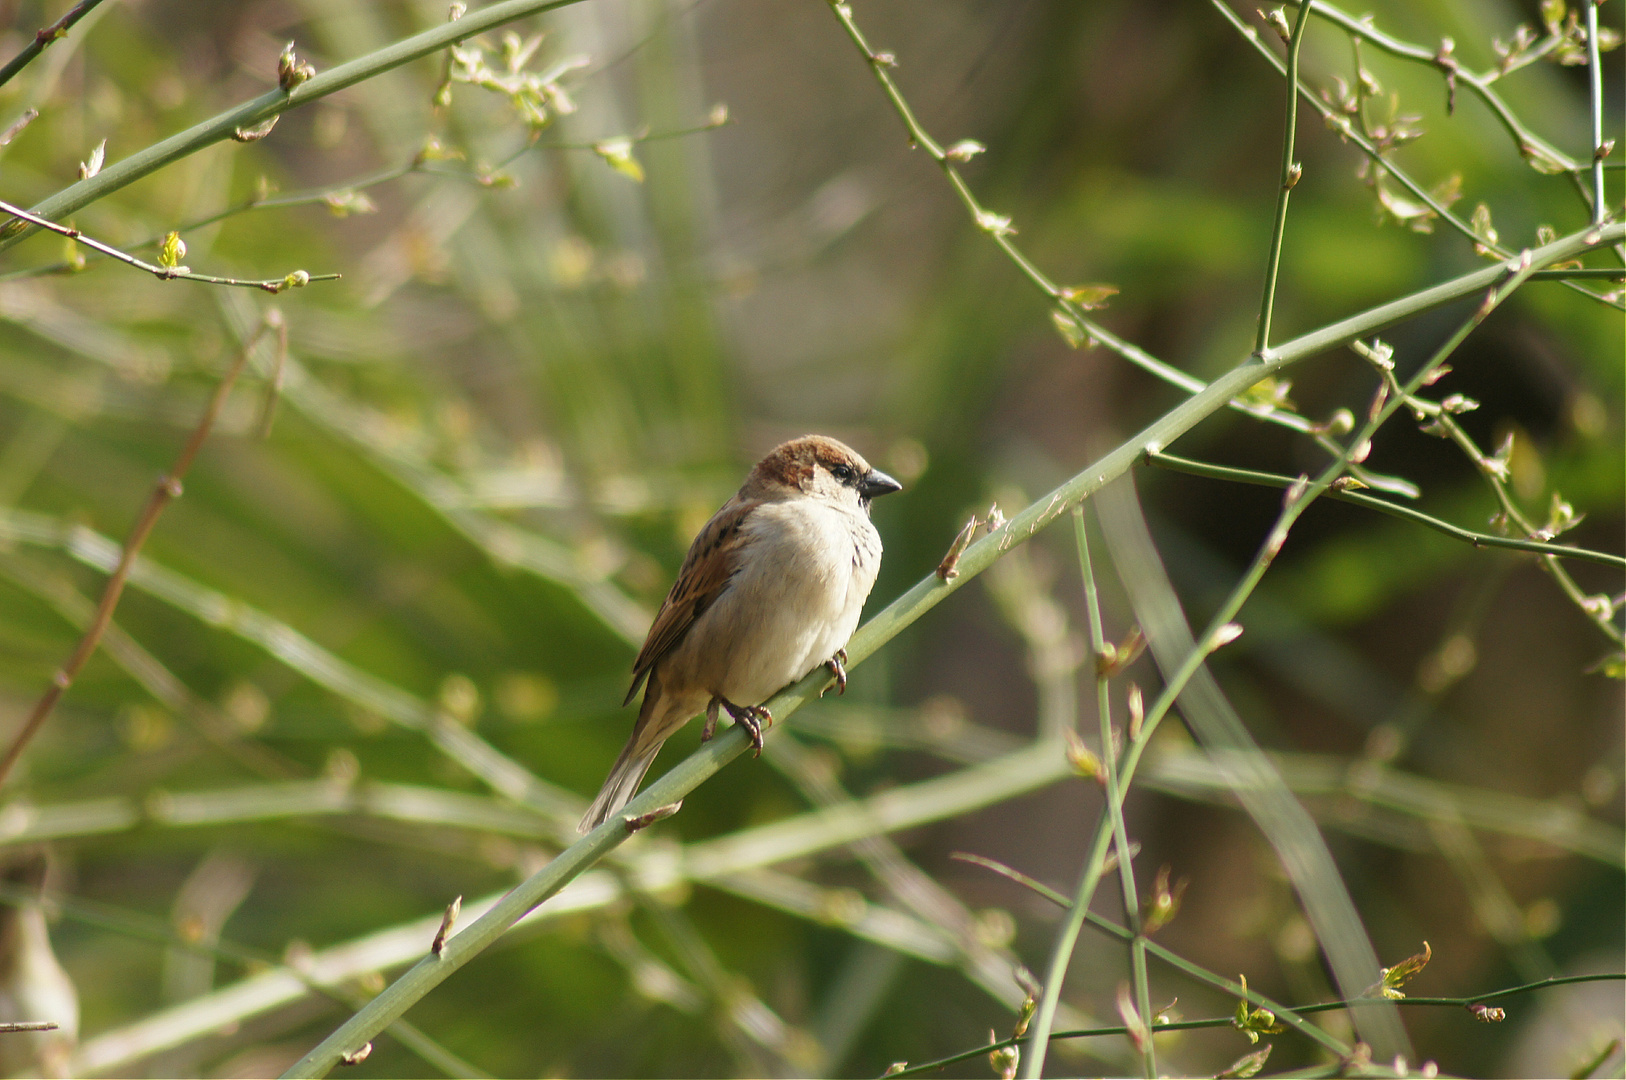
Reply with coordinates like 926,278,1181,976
829,463,854,483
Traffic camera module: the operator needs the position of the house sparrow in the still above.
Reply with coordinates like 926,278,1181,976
579,435,901,833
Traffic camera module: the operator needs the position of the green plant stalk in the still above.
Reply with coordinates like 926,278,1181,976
1278,0,1579,173
1430,408,1624,645
0,114,739,283
894,973,1626,1078
1026,249,1552,1076
1145,451,1626,569
1257,0,1315,354
269,226,1613,1076
0,0,587,255
1209,0,1623,313
1355,339,1625,646
0,0,109,90
1583,3,1609,228
1072,507,1154,1076
822,0,1324,444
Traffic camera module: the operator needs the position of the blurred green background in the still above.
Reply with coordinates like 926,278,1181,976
0,0,1619,1076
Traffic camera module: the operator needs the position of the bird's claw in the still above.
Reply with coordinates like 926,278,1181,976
721,699,771,756
822,648,848,697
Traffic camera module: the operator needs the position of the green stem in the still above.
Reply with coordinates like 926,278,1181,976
1028,244,1550,1074
1072,507,1154,1076
1257,0,1315,354
0,0,588,254
278,226,1615,1078
1145,451,1626,569
1279,0,1579,173
889,973,1626,1078
1583,0,1608,224
1210,0,1624,313
1529,268,1625,279
0,0,109,89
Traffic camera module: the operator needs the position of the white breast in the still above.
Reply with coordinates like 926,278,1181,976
681,498,882,706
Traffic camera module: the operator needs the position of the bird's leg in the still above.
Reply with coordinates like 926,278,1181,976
822,648,848,697
719,698,771,756
701,697,721,743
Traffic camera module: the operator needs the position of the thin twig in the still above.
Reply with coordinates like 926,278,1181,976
0,0,110,90
0,319,274,790
820,0,1324,442
885,972,1626,1078
1280,0,1578,173
1211,1,1625,313
1352,340,1624,646
0,0,589,257
1145,450,1626,569
1025,248,1546,1077
1257,0,1314,354
0,114,733,284
1072,508,1154,1076
0,199,338,292
277,222,1619,1078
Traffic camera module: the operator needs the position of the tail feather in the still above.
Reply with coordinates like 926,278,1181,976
578,740,663,834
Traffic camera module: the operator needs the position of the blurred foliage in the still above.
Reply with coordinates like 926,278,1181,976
0,0,1619,1077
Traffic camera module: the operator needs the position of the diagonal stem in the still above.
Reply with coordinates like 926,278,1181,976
0,0,109,90
0,0,589,255
276,227,1614,1078
0,318,276,789
1024,248,1548,1075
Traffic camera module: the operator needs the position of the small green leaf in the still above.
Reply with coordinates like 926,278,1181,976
1216,1044,1272,1079
157,231,186,270
1235,376,1295,413
323,190,378,217
79,138,106,180
1059,283,1118,309
1378,941,1432,998
1231,975,1285,1043
1050,310,1087,349
593,138,645,183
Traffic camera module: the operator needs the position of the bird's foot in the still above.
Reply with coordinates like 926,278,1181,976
822,649,849,697
701,697,721,743
720,698,772,756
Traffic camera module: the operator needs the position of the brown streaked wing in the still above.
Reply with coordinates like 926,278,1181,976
623,498,759,705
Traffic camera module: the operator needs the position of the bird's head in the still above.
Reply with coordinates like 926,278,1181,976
745,435,902,512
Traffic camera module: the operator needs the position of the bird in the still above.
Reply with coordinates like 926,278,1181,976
579,435,901,833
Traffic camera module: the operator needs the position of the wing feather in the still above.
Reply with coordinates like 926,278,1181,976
623,499,758,705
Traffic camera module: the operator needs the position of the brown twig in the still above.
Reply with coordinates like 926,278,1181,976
0,199,338,292
0,319,278,789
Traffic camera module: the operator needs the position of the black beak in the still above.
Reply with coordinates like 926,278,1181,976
860,468,902,499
